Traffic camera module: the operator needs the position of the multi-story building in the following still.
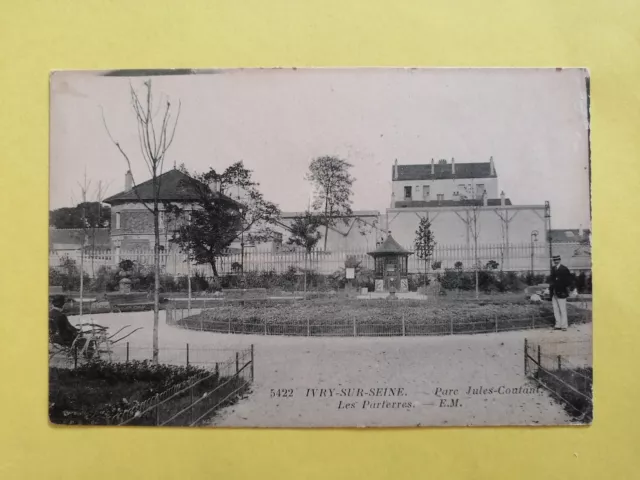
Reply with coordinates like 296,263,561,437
391,157,500,207
104,168,238,259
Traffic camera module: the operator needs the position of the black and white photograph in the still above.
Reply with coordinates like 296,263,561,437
48,68,593,427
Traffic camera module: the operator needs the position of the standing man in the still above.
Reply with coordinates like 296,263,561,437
549,255,573,331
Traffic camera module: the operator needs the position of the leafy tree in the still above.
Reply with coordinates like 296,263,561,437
485,260,500,270
167,162,280,277
414,216,436,288
50,202,111,229
306,156,355,250
286,211,323,294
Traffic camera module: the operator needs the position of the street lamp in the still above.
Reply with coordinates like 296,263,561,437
530,230,539,280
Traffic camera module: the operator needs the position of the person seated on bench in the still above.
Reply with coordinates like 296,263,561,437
49,295,78,347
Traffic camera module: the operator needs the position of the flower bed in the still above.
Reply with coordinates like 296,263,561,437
176,299,591,337
49,360,247,425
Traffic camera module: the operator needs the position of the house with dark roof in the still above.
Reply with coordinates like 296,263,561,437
391,157,502,208
103,168,238,254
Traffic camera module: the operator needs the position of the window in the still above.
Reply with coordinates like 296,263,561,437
115,212,121,229
422,185,430,199
404,186,412,199
437,194,444,202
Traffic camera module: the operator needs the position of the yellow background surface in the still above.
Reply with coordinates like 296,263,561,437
0,1,638,478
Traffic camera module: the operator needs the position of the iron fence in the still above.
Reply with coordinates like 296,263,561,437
166,302,592,338
524,338,593,422
107,347,254,426
49,341,243,370
50,241,592,278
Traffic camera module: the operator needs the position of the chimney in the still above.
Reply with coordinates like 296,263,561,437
431,158,435,175
393,159,398,180
500,190,505,206
124,170,133,192
451,158,455,175
489,156,495,176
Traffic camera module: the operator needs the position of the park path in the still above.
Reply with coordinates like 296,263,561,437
67,311,591,427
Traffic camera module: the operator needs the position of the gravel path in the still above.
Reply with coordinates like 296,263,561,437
66,311,591,427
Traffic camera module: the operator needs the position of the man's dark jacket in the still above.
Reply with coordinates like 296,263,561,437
550,264,573,299
49,308,78,345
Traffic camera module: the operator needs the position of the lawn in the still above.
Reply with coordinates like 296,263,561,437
176,297,591,336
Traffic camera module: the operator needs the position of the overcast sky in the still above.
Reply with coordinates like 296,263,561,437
50,68,591,228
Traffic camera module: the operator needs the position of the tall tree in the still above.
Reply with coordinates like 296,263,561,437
457,184,485,299
306,156,355,251
167,162,280,277
49,202,111,229
286,211,323,295
102,80,181,364
414,216,436,288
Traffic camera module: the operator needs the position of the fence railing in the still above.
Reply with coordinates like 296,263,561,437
50,241,592,278
109,347,254,426
49,341,244,370
166,302,592,338
524,338,593,423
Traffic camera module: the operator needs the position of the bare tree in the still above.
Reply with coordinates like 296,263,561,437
76,170,90,324
455,183,485,299
102,80,181,364
90,180,111,277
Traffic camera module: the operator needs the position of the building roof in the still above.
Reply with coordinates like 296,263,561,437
104,169,236,205
49,228,111,250
393,198,512,208
280,210,380,219
549,229,591,243
393,162,496,181
367,234,412,256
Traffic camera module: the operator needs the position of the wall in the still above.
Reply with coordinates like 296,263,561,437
391,177,499,203
384,205,547,253
109,201,195,251
261,212,384,253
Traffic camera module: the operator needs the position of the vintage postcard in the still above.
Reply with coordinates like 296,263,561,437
49,68,592,427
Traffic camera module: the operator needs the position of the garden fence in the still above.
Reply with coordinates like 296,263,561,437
524,338,593,422
50,241,592,278
49,341,243,370
108,346,254,426
165,301,592,338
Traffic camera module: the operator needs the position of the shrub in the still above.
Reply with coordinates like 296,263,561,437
49,256,91,292
91,265,119,292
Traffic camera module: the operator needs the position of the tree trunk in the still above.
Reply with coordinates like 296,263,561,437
304,251,308,299
187,254,192,316
210,260,218,278
474,238,479,300
153,201,160,365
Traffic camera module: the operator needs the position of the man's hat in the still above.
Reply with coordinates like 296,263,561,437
51,294,66,308
552,255,561,261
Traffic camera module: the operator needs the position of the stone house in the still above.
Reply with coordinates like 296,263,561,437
103,168,238,259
